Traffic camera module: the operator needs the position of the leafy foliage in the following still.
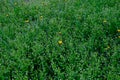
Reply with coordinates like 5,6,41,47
0,0,120,80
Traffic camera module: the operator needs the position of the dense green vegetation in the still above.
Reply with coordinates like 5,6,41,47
0,0,120,80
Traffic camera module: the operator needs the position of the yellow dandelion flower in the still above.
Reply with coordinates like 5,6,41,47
103,19,107,23
25,19,29,23
118,36,120,38
58,40,63,45
40,16,43,20
117,29,120,32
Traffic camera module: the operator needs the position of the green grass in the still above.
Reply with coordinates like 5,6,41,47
0,0,120,80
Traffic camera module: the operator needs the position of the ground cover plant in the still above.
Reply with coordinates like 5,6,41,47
0,0,120,80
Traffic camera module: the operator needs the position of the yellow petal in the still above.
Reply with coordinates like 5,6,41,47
118,36,120,38
25,20,29,23
117,29,120,32
40,16,43,20
58,40,63,45
103,19,107,23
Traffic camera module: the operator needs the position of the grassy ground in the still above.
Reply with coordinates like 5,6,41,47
0,0,120,80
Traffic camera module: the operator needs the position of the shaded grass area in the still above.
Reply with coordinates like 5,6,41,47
0,0,120,80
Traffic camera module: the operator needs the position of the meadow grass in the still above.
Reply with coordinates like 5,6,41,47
0,0,120,80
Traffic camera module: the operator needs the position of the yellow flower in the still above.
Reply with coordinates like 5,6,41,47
58,40,63,45
40,16,43,20
117,29,120,32
25,19,29,23
103,19,107,23
118,36,120,38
